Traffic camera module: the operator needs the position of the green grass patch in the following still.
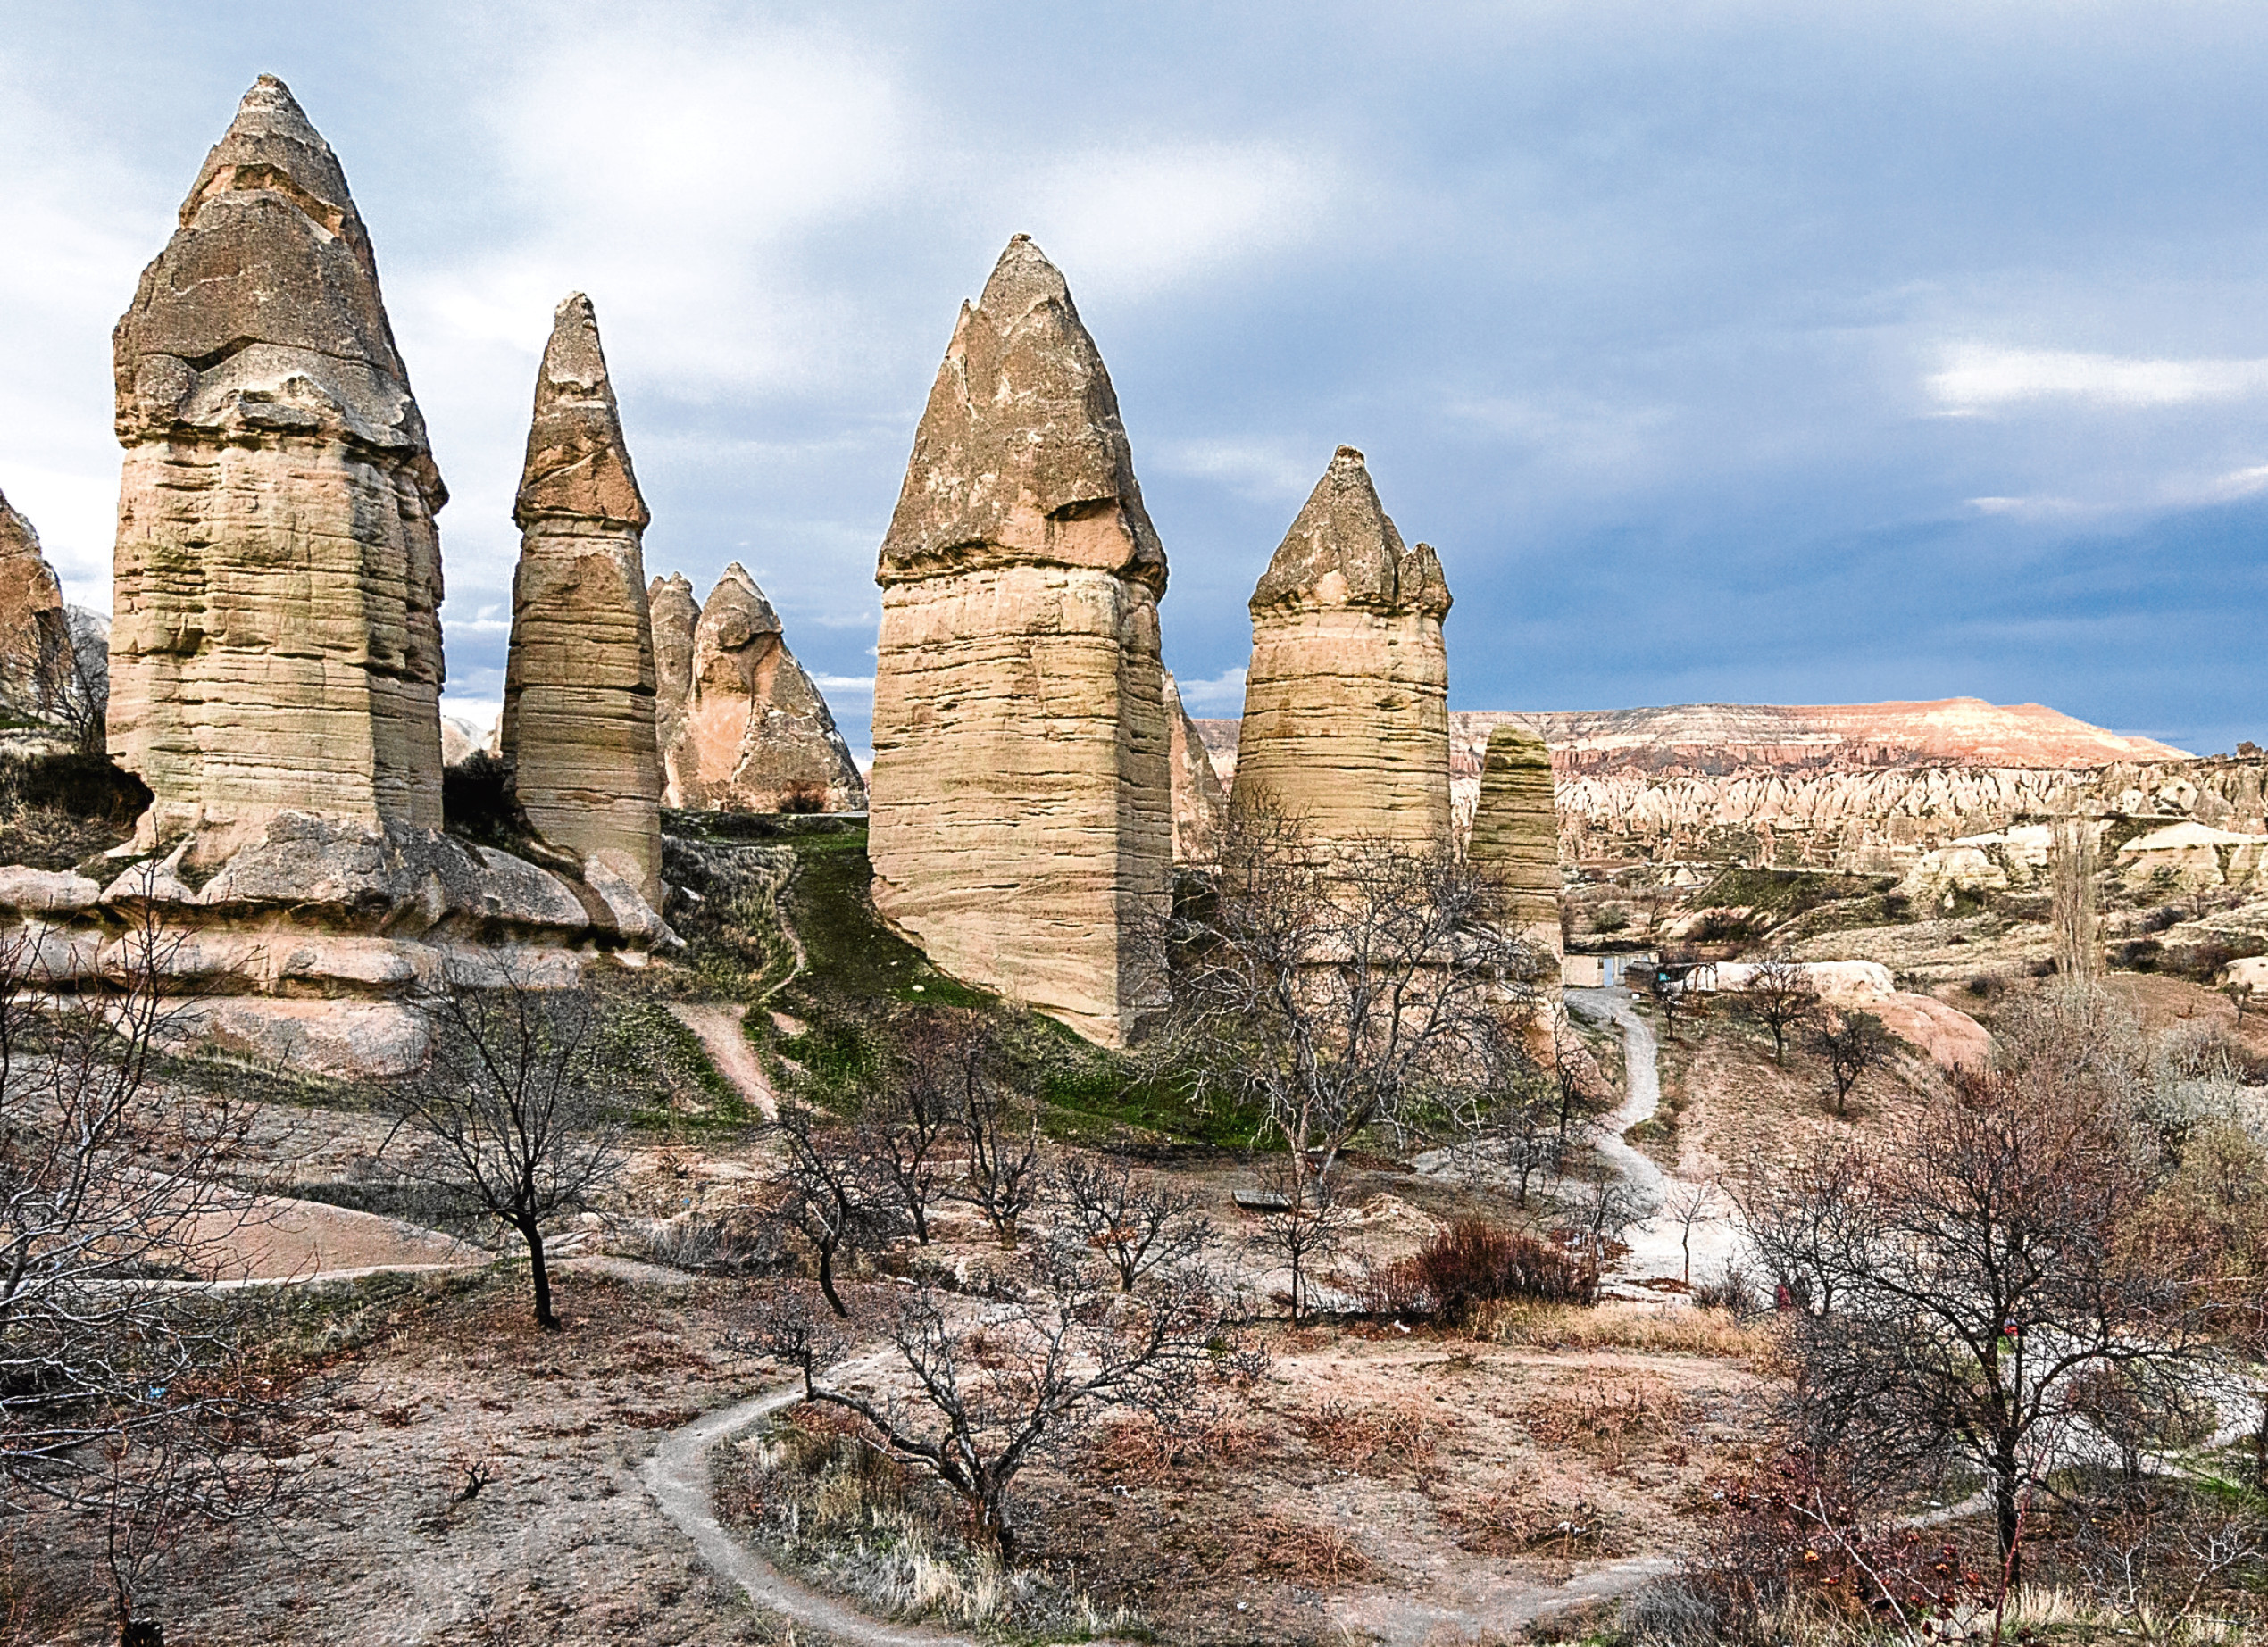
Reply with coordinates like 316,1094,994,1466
1699,866,1897,919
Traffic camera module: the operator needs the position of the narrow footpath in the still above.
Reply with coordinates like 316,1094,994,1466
670,1002,780,1120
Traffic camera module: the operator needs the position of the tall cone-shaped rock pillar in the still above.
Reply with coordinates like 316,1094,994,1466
499,294,663,907
668,564,866,814
1230,446,1452,847
108,74,446,859
1470,723,1564,984
868,236,1171,1046
1163,668,1227,864
646,572,699,773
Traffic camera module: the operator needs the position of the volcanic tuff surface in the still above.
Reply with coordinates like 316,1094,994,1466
499,293,663,907
663,564,865,814
107,73,446,858
1163,669,1226,864
1469,724,1562,976
0,487,71,723
867,235,1170,1046
1229,445,1452,846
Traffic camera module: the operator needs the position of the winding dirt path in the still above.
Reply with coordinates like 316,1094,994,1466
670,1002,779,1119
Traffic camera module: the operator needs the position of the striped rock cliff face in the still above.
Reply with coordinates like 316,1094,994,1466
1470,724,1562,976
868,236,1170,1046
1229,447,1452,848
646,572,699,773
0,489,71,724
498,294,663,907
1163,670,1226,864
108,75,446,861
668,564,865,814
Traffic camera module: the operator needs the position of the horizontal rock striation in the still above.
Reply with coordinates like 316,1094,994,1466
499,293,663,906
1163,670,1226,864
1229,446,1451,847
1469,724,1562,978
108,74,446,861
868,236,1170,1045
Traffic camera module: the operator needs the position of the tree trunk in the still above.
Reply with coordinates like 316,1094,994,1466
980,1485,1017,1566
1993,1458,2022,1589
1288,1246,1304,1327
910,1196,928,1245
816,1240,846,1317
522,1219,558,1330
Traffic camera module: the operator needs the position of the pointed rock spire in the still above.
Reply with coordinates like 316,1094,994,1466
515,293,647,530
647,572,699,787
0,487,71,722
671,565,865,814
499,295,663,904
108,76,446,853
1163,669,1227,865
868,236,1172,1045
1230,445,1453,845
878,234,1165,592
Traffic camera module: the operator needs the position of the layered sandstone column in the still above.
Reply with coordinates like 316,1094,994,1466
1163,669,1227,864
869,236,1171,1045
498,294,663,906
1470,723,1563,977
109,75,446,858
647,572,699,793
0,488,71,722
670,565,866,813
1230,446,1452,846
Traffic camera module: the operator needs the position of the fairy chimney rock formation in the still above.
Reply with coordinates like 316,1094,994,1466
647,572,699,763
667,564,865,814
108,74,446,858
498,294,663,906
1470,723,1563,975
1164,670,1227,864
1230,446,1452,845
0,488,71,722
869,235,1171,1045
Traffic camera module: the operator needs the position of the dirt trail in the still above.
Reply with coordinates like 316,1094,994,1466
671,1002,779,1119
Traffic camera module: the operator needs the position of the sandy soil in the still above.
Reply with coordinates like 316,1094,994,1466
183,1194,488,1281
671,1003,780,1119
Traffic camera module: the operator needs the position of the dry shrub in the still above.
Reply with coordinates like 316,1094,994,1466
1362,1218,1596,1321
1439,1490,1627,1558
1296,1395,1446,1469
1519,1374,1685,1467
1469,1299,1761,1358
1251,1511,1373,1584
1083,1410,1275,1486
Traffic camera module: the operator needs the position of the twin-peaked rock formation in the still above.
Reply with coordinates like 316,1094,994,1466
868,237,1171,1045
1230,446,1452,845
498,295,663,907
647,565,866,813
0,488,71,724
109,74,446,861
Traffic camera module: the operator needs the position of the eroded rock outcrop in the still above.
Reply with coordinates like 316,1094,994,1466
663,565,864,813
1164,670,1226,864
0,488,71,723
1230,446,1450,847
1470,724,1562,976
647,572,698,769
108,74,446,860
498,294,663,906
868,236,1170,1045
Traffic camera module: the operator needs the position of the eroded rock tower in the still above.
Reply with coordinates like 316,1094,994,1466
498,294,663,907
868,236,1171,1044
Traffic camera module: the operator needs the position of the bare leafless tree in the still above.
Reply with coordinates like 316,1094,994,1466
1245,1153,1349,1325
1662,1177,1722,1287
1046,1151,1213,1292
741,1252,1223,1564
1735,957,1819,1064
774,1103,900,1317
947,1033,1043,1245
2052,812,2103,982
384,967,627,1329
855,1007,973,1245
1812,1009,1897,1116
1150,803,1543,1193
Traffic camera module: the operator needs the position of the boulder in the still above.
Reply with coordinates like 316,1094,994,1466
868,236,1171,1046
1230,446,1451,847
108,75,446,862
1163,670,1226,864
666,565,865,813
0,488,71,723
497,294,664,906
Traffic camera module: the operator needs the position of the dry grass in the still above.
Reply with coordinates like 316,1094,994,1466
1294,1394,1450,1469
1436,1490,1630,1559
1469,1299,1764,1357
1517,1372,1686,1468
1249,1511,1374,1584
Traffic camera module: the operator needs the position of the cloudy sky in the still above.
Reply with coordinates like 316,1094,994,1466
6,2,2268,756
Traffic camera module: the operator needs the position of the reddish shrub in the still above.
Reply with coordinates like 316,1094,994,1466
1364,1218,1597,1320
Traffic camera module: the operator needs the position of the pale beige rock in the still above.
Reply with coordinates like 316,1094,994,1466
0,488,71,721
1163,670,1226,864
668,565,865,813
647,572,699,774
869,236,1171,1045
498,294,663,905
108,76,446,861
1230,447,1451,847
1469,724,1561,976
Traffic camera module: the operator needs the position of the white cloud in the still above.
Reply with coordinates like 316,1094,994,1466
1151,437,1322,501
1929,346,2268,412
811,673,875,696
1172,666,1247,711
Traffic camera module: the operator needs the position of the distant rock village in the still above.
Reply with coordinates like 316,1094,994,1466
0,76,1560,1068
